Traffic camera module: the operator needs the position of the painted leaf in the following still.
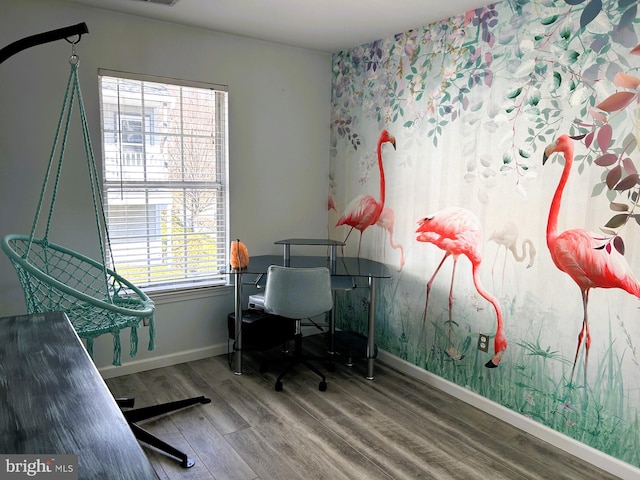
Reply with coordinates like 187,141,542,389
594,153,617,166
622,157,637,175
623,132,638,154
507,87,522,99
609,202,629,212
604,214,628,228
518,148,531,158
613,235,626,255
571,52,583,65
631,44,640,55
580,0,602,29
484,70,493,87
588,107,607,122
614,173,640,191
592,182,606,196
596,91,636,112
599,227,617,235
597,124,613,151
564,0,585,4
541,15,559,25
613,72,640,90
606,165,622,189
618,4,637,30
585,131,595,148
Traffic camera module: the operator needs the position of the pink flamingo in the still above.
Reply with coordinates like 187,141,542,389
416,207,507,368
336,130,396,258
328,191,337,212
543,135,640,381
376,206,405,270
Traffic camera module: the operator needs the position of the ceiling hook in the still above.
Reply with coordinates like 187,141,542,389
64,34,82,45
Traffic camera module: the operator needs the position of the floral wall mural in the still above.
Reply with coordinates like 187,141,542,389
329,0,640,469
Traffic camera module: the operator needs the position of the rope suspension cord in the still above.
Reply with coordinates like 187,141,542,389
2,46,155,365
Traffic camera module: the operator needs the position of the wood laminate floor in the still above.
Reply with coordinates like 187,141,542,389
105,339,621,480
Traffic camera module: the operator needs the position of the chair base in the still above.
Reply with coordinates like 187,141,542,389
118,396,212,468
274,334,328,392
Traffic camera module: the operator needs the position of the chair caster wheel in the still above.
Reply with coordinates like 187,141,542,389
319,381,327,391
275,381,283,391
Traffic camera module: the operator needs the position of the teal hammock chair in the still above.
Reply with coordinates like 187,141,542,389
2,53,155,366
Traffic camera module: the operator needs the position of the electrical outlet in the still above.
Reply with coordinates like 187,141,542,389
477,333,489,352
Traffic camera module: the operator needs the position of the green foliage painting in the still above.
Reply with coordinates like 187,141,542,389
330,0,640,469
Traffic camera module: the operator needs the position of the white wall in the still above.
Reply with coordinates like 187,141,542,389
0,0,331,371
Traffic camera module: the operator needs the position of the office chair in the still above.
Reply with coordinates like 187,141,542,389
263,265,333,392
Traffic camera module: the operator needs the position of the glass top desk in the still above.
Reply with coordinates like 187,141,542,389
226,239,391,379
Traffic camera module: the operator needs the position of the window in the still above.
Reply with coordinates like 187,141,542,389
98,70,229,292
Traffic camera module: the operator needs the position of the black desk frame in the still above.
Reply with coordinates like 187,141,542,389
229,239,390,380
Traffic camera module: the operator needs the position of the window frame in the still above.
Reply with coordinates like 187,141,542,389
98,69,230,298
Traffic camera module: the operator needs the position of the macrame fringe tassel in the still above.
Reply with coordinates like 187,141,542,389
112,331,122,366
148,317,156,351
130,326,138,357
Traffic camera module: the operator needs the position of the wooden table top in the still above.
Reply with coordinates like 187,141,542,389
0,312,157,479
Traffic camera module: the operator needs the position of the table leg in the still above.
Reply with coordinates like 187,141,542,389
366,275,376,380
328,246,338,355
233,272,243,375
328,291,337,355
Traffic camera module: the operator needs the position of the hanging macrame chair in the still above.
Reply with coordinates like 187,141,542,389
2,52,155,366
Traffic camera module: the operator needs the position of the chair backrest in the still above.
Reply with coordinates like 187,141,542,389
263,265,333,319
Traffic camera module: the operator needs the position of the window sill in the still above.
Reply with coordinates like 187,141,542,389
146,283,233,305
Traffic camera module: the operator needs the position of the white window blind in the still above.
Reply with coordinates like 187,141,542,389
98,70,229,292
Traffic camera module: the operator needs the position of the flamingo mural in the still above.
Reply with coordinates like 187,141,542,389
328,191,337,213
490,221,536,287
326,1,640,468
543,135,640,382
336,129,396,258
376,206,405,270
415,207,507,368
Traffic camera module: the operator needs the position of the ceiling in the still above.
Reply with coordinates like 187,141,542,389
66,0,493,53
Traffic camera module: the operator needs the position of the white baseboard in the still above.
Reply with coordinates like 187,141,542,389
376,349,640,480
98,343,229,379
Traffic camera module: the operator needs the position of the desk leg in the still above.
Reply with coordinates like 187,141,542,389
366,276,377,380
233,272,243,375
328,291,337,355
327,248,338,356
